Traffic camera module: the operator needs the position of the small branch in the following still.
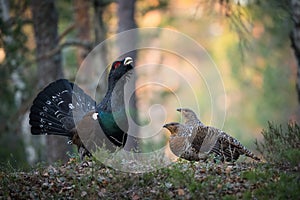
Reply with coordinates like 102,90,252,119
58,23,76,41
36,40,94,61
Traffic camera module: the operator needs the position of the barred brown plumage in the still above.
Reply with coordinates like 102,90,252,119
164,108,260,162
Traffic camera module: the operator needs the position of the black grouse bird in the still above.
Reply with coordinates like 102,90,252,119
29,57,134,159
164,108,260,162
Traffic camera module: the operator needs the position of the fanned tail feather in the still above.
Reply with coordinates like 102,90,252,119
29,79,96,138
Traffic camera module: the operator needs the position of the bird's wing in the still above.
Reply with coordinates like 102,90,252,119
169,133,199,161
169,136,189,157
189,125,208,151
198,126,220,153
76,111,118,153
70,82,97,124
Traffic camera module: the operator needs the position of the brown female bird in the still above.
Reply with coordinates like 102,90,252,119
164,108,260,162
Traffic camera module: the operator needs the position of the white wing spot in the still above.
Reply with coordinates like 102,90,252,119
68,103,75,109
92,113,98,120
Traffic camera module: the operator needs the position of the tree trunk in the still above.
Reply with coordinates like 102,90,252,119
117,0,139,152
290,0,300,107
117,0,137,60
74,0,91,65
93,0,109,99
31,0,71,163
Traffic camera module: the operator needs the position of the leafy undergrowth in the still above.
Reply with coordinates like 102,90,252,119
255,122,300,167
0,158,299,199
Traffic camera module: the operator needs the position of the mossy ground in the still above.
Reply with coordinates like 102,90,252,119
0,158,299,199
1,122,299,199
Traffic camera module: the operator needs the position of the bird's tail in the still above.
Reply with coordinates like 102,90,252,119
29,79,96,138
244,148,261,161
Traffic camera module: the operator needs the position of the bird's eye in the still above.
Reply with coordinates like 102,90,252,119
113,61,121,69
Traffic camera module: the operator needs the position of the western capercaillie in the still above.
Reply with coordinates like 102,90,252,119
164,108,260,162
29,57,134,160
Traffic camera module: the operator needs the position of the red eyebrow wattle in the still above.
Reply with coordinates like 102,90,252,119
114,61,121,69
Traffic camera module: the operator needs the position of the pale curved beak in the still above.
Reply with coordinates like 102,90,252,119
124,57,133,65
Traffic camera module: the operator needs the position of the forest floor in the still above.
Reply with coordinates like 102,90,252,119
1,158,299,200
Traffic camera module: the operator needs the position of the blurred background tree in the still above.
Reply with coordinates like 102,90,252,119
0,0,298,168
30,0,69,163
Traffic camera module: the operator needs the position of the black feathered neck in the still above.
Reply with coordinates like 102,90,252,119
97,76,127,112
95,57,133,146
96,57,133,113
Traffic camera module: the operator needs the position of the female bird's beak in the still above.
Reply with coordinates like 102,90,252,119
124,57,133,65
163,124,172,131
176,108,182,112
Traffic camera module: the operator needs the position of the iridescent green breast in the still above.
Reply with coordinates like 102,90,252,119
97,110,128,146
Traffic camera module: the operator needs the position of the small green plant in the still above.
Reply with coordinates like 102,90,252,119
252,173,300,199
255,122,300,166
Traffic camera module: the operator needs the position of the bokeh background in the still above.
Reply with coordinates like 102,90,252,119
0,0,298,168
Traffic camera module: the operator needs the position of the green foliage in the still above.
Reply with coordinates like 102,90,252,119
0,0,34,167
241,167,300,199
0,133,28,170
0,0,33,139
255,122,300,166
201,0,296,146
254,173,300,199
241,164,277,183
256,66,293,124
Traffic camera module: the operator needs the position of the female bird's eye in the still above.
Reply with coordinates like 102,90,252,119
113,61,121,69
